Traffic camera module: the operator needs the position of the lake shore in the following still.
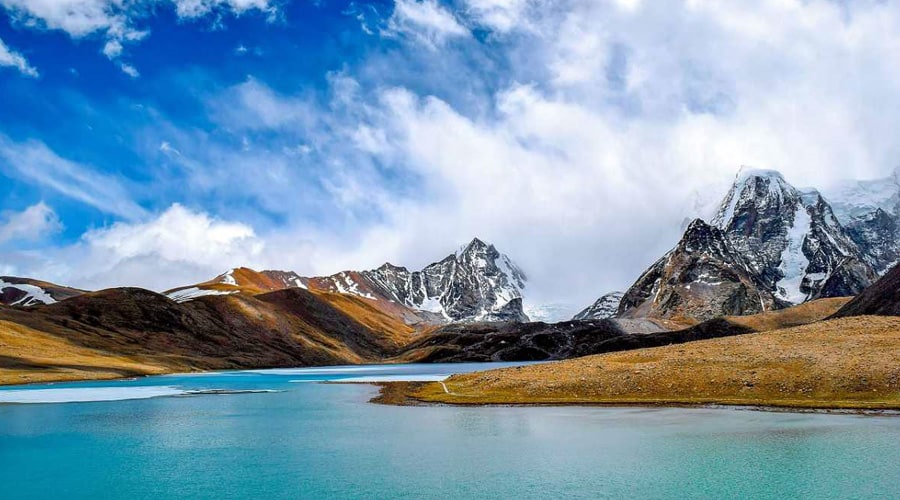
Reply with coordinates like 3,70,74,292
378,316,900,412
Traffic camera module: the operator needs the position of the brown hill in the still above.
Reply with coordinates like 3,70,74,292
0,286,414,385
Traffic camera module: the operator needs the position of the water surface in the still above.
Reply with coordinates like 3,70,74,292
1,363,898,499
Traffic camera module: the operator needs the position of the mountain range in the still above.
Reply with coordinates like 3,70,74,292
3,166,900,384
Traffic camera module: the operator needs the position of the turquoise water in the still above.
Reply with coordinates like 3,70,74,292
1,363,898,499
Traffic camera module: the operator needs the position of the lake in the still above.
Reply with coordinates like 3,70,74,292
1,363,898,499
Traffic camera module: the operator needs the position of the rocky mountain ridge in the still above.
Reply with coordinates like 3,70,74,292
303,238,529,323
591,167,891,322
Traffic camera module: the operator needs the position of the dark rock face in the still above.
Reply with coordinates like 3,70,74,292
573,292,623,320
400,317,756,363
832,263,900,318
617,219,779,322
309,238,529,323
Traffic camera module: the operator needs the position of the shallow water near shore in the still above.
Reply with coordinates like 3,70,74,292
1,363,898,499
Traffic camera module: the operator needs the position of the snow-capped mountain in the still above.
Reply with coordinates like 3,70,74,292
618,219,779,321
572,292,623,320
0,277,84,306
614,168,882,322
306,238,529,323
711,168,875,303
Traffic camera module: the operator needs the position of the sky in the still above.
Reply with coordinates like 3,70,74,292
1,0,900,310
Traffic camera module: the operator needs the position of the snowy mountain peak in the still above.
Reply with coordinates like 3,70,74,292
712,167,799,231
735,166,788,184
456,237,491,259
307,238,529,323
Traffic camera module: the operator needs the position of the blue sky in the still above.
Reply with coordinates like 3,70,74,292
1,0,900,309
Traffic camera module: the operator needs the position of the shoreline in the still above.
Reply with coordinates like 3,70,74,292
3,370,899,415
372,381,900,414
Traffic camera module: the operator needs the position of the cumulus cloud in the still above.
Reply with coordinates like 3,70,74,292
0,36,38,77
53,204,266,291
0,203,61,245
0,135,146,219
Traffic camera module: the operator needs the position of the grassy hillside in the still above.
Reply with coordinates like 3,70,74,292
0,320,170,385
406,316,900,409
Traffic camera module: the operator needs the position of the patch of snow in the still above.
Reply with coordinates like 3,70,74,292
166,287,237,303
419,295,445,314
805,272,827,282
293,374,451,383
218,270,238,286
331,273,376,300
0,279,57,306
0,386,189,404
291,278,308,290
775,205,812,303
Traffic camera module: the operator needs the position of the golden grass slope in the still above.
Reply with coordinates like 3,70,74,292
725,297,851,331
409,315,900,409
0,320,170,385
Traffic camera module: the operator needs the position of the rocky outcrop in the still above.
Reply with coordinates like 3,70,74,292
618,219,779,322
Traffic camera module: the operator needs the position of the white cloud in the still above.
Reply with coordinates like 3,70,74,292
61,204,266,291
0,203,61,245
463,0,532,33
172,0,275,19
0,36,38,77
102,38,122,58
118,61,139,77
0,136,146,220
386,0,470,48
0,0,273,67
